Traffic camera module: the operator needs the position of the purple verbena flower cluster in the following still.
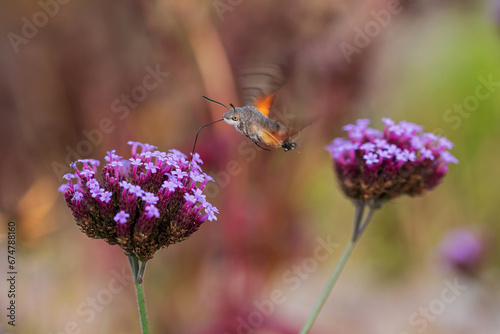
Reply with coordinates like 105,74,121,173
326,118,458,204
59,141,218,259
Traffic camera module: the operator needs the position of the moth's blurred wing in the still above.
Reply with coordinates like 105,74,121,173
239,63,285,113
253,125,299,148
253,93,275,117
258,129,281,148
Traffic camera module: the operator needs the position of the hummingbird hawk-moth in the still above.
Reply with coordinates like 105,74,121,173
207,93,298,151
190,64,306,160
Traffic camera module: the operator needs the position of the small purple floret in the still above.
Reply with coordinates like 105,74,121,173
114,210,130,224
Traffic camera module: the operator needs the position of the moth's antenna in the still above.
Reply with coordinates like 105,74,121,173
189,119,224,167
229,103,236,111
202,96,230,110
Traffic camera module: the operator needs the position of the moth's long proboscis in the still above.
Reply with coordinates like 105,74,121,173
190,118,224,165
189,96,233,166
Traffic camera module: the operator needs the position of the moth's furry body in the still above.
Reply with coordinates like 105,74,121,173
222,106,297,151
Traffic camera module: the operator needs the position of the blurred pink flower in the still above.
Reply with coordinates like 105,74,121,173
439,228,486,276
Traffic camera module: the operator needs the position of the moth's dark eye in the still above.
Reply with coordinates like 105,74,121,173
232,116,238,121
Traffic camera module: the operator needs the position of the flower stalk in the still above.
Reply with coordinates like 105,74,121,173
128,254,150,334
299,201,377,334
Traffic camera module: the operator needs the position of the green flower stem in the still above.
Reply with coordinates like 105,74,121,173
138,260,147,284
134,279,150,334
351,200,366,240
354,205,376,242
128,255,150,334
299,238,356,334
128,254,139,280
299,203,376,334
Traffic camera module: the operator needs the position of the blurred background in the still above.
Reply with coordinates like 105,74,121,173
1,0,500,333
